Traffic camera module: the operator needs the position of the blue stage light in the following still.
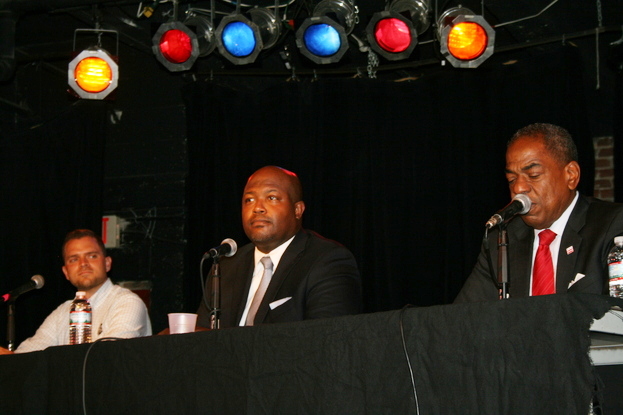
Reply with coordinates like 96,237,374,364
221,21,257,57
215,9,279,65
295,0,356,64
303,23,341,56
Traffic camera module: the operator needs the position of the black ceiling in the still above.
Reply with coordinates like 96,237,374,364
2,0,623,79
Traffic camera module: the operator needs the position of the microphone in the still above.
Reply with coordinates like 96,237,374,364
1,275,45,303
485,194,532,229
202,238,237,260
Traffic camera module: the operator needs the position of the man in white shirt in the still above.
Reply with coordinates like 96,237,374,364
0,229,151,354
455,123,623,302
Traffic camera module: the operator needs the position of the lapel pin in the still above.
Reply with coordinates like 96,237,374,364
566,246,574,255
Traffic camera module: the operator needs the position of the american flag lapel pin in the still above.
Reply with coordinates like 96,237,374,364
566,246,574,255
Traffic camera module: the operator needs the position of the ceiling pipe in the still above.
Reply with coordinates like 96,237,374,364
0,0,144,81
0,0,139,13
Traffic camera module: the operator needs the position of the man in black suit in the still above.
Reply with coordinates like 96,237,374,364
455,123,623,302
197,166,362,328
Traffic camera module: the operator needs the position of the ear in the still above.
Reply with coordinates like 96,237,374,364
105,256,112,273
294,201,306,220
62,265,69,281
565,161,581,190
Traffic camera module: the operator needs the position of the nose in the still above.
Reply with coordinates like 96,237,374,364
253,200,266,214
510,176,530,196
79,256,89,267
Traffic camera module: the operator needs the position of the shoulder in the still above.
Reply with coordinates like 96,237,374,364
108,284,148,308
583,196,623,223
291,230,357,269
584,195,623,212
300,229,346,247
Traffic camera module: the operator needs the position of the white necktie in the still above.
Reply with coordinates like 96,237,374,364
245,256,273,326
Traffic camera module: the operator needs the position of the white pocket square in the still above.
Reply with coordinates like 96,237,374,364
568,273,585,289
270,297,292,310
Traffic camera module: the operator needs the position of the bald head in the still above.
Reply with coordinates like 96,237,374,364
246,166,303,203
242,166,306,253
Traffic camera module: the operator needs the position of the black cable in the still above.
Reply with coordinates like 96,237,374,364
483,227,500,293
399,304,420,415
82,337,123,415
200,256,211,311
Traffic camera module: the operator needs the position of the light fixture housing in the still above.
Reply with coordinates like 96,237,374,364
366,0,430,61
296,0,356,64
437,7,495,68
215,8,280,65
68,47,118,100
152,21,201,72
184,13,218,58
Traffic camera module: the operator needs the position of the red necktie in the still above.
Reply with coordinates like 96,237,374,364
532,229,557,296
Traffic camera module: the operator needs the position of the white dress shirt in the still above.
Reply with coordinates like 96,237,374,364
16,278,152,353
238,235,295,326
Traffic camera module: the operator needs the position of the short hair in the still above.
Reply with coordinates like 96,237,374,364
508,123,578,165
62,229,106,260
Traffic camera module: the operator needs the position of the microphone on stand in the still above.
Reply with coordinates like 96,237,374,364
202,238,237,260
485,194,532,229
200,238,237,331
1,275,45,303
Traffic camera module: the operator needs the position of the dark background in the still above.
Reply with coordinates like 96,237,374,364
1,0,622,342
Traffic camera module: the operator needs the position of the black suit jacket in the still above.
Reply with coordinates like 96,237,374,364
197,229,362,328
455,194,623,302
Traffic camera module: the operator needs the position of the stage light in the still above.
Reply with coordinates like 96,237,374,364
215,8,280,65
296,0,357,64
437,7,495,68
366,0,430,61
68,47,118,100
153,20,207,72
184,13,218,58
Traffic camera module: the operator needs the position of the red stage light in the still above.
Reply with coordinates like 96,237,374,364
374,17,411,53
158,29,193,64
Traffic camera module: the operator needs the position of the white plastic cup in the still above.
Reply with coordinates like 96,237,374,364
168,313,198,334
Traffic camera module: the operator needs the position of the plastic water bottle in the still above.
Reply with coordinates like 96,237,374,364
69,291,92,344
607,236,623,299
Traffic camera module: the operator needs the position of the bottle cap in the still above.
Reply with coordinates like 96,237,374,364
615,236,623,245
75,291,86,298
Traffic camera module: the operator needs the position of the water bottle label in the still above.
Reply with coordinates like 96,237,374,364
70,311,92,324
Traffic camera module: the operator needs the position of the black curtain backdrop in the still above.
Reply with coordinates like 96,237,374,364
185,46,595,314
0,101,107,346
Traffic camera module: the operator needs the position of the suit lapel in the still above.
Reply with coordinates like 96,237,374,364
253,230,307,324
223,249,254,327
556,195,588,293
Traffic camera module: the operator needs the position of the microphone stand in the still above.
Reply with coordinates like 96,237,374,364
208,255,222,330
7,300,16,351
497,223,510,299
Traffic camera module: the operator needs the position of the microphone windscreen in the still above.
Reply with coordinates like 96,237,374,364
31,274,45,289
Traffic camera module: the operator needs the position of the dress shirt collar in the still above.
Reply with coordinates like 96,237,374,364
85,278,112,309
534,191,579,236
253,234,296,272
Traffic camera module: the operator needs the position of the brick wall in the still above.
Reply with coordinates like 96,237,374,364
593,136,615,202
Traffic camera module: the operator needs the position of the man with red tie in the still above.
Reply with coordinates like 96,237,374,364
455,123,623,302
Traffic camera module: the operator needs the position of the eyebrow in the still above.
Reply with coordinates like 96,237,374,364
67,251,100,258
505,162,541,174
521,162,541,171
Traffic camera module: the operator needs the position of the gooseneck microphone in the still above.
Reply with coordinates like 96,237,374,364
202,238,237,259
485,194,532,229
1,275,45,303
